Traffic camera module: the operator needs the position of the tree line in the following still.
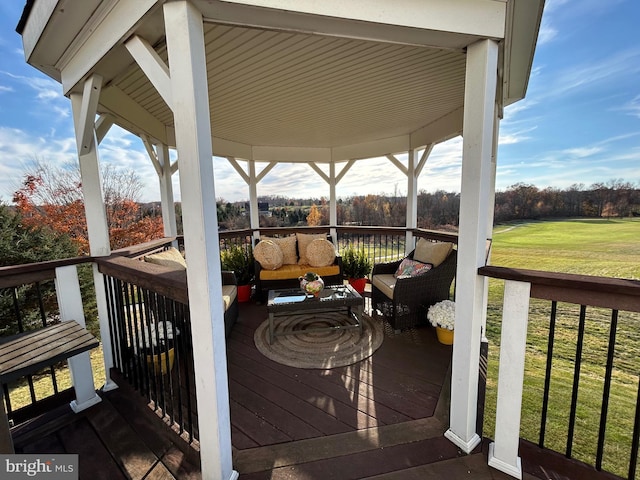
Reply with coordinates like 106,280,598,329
214,180,640,230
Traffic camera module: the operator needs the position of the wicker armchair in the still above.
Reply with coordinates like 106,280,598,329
371,249,457,332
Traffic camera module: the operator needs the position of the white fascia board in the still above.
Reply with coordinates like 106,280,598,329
211,0,506,40
331,135,410,162
20,0,58,61
502,0,545,105
251,146,331,163
100,85,170,145
410,108,464,149
60,0,159,95
212,137,253,159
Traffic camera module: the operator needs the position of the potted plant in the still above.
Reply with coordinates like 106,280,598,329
136,321,179,375
341,244,372,294
427,299,455,345
221,244,254,302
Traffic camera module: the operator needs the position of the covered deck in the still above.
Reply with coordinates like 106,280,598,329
10,296,541,480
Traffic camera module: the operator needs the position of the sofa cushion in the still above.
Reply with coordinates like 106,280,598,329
296,232,327,265
394,258,432,278
222,285,237,311
254,239,284,270
306,238,336,267
264,235,298,265
371,273,396,300
413,239,453,267
144,247,187,270
259,263,340,281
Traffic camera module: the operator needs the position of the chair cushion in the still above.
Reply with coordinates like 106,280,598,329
254,239,284,270
306,239,336,267
259,263,340,281
222,285,237,311
394,258,432,278
144,247,187,270
413,239,453,267
263,235,298,265
371,274,396,299
296,233,327,265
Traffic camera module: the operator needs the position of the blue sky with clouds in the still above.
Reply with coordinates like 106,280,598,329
0,0,638,204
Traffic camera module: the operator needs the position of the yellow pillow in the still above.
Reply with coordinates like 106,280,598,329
254,239,284,270
263,235,298,265
306,239,336,267
144,247,187,270
296,232,327,265
413,239,453,267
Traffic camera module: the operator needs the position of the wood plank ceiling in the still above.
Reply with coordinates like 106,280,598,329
114,23,466,150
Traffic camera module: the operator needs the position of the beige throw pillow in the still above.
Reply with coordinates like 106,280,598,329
413,239,453,267
296,232,327,265
306,238,336,267
254,239,284,270
144,247,187,270
263,235,298,265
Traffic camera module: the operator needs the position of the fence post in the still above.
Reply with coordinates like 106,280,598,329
55,265,102,412
488,279,531,479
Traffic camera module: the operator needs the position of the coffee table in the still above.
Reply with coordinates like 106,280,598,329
267,284,364,344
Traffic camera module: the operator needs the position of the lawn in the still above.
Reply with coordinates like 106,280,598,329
484,218,640,478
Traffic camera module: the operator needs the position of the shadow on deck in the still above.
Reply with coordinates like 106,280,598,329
9,295,544,480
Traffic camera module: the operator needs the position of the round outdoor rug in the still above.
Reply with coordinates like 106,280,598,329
254,312,384,369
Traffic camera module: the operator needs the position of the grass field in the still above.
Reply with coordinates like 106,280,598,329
485,218,640,478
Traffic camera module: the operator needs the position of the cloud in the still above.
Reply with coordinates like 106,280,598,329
561,146,603,158
620,95,640,119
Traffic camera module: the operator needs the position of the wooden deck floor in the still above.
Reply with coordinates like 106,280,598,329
9,296,545,480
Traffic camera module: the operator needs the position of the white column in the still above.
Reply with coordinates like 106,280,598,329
157,143,178,238
488,280,531,479
329,162,337,240
164,3,237,480
405,149,418,254
445,39,498,453
248,160,260,233
54,265,102,412
70,81,117,392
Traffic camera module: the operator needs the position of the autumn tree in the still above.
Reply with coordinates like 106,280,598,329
306,203,322,226
0,204,81,334
13,162,164,254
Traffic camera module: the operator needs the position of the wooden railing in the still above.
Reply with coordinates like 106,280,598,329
479,265,640,480
0,256,96,424
96,239,198,444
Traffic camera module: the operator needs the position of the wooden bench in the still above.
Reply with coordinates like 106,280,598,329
0,320,99,453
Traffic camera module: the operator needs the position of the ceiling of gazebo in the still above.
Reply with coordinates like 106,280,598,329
113,23,466,151
18,0,544,162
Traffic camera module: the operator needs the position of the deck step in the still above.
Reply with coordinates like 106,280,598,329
235,417,455,477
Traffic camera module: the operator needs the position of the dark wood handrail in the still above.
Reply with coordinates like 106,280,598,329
0,256,92,289
479,265,640,313
95,255,188,305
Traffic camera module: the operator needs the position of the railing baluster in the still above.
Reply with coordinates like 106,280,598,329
629,374,640,480
596,309,619,470
566,304,587,458
539,300,557,448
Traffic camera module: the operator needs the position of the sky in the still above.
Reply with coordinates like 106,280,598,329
0,0,638,204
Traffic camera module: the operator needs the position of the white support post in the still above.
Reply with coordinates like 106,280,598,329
164,2,237,479
157,143,178,238
248,160,260,235
488,280,531,479
70,78,117,392
54,265,102,412
329,162,337,242
445,39,498,453
405,149,418,254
